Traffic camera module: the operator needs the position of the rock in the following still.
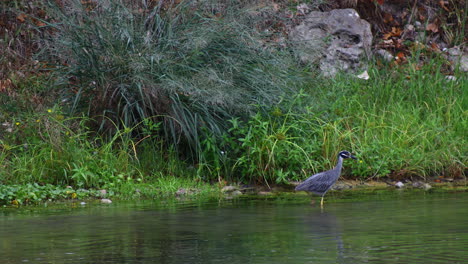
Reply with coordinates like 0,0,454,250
356,70,369,80
401,24,417,41
331,181,353,191
99,189,107,196
412,181,432,190
175,188,187,196
231,190,243,196
176,188,198,196
225,190,243,199
445,75,457,81
363,181,388,188
395,181,405,188
289,9,372,77
375,49,394,62
221,186,238,193
296,3,311,16
446,46,468,72
100,199,112,204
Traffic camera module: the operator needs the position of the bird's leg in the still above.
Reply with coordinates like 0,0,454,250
320,196,324,207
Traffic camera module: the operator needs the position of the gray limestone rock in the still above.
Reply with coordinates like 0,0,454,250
289,9,372,77
447,46,468,72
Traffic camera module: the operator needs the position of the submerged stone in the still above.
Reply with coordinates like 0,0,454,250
412,181,432,190
100,199,112,204
332,182,353,191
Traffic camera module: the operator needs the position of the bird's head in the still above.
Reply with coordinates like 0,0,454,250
339,150,357,160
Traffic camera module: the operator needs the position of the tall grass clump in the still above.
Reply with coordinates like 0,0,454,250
0,110,144,188
42,0,302,160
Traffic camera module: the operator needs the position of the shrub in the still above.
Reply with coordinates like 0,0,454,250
42,0,301,160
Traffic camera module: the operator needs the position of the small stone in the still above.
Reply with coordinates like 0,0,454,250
175,188,186,196
423,183,432,190
446,46,468,72
231,190,243,196
221,186,238,193
296,3,310,16
414,21,422,29
412,181,431,190
356,70,370,80
395,181,405,188
99,189,107,195
332,181,352,190
80,202,86,205
375,49,394,62
258,191,272,196
405,24,415,31
100,199,112,204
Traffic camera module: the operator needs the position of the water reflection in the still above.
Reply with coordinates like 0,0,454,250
302,210,346,263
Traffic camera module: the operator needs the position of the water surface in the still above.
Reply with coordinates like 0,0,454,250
1,191,467,263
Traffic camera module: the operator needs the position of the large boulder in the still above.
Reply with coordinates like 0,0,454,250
289,9,372,77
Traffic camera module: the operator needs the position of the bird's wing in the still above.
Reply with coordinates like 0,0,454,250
295,171,334,195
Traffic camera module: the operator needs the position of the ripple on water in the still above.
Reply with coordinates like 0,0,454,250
0,192,467,263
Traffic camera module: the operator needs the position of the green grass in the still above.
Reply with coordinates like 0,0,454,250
209,57,466,184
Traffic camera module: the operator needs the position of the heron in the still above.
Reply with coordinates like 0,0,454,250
295,150,357,207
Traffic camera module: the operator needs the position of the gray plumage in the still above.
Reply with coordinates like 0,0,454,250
296,150,357,206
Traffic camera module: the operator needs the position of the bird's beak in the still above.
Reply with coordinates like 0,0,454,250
351,155,357,160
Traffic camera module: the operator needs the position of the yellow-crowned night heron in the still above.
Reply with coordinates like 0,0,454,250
295,150,357,207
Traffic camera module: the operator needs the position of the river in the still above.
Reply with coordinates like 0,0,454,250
1,191,467,263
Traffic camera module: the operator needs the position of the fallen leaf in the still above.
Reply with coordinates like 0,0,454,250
383,13,393,24
396,51,405,59
426,23,439,33
430,42,440,51
382,27,402,40
439,0,450,12
17,13,27,22
35,20,46,27
382,32,393,40
392,27,403,37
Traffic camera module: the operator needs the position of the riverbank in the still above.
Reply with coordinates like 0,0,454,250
1,1,466,203
2,177,467,208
